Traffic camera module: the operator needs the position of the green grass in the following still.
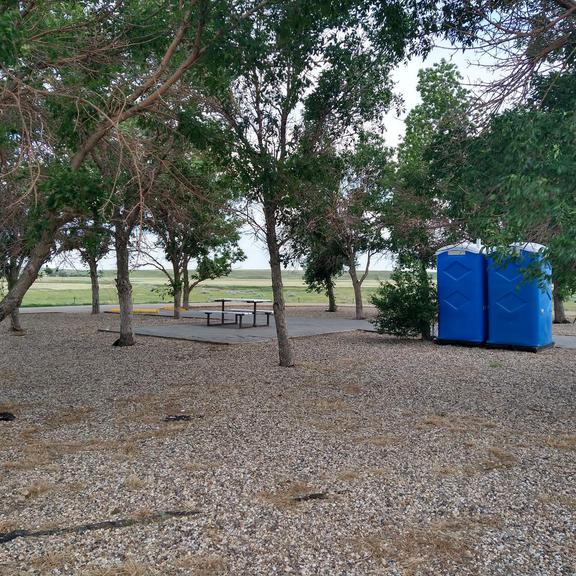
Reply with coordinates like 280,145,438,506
18,268,576,312
20,269,392,308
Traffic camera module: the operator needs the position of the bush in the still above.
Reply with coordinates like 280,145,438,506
370,264,437,340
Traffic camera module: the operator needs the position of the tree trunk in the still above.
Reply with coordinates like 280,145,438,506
182,266,190,309
0,222,59,323
553,289,569,324
7,268,24,332
264,202,294,367
114,227,135,346
88,258,100,314
173,265,182,320
419,260,433,341
9,308,23,332
348,261,364,320
326,281,337,312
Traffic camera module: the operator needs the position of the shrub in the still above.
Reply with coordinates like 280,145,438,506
370,264,437,340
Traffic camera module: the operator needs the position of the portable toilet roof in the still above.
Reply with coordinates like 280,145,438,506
435,241,484,255
509,242,546,254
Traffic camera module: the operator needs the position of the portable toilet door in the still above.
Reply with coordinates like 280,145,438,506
436,242,487,344
487,243,553,350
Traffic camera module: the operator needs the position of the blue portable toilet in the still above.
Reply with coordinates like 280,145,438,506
436,242,487,344
487,243,553,350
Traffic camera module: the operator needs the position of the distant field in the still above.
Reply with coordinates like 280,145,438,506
20,269,394,308
17,269,576,311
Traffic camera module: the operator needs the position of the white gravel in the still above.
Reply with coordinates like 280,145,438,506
0,310,575,575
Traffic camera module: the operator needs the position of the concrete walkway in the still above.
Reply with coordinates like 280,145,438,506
554,335,576,349
126,319,576,349
19,304,576,349
124,316,376,345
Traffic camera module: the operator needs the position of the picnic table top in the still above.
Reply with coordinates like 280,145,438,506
212,298,272,304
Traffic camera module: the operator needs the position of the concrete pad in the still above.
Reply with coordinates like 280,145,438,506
126,316,376,344
554,335,576,349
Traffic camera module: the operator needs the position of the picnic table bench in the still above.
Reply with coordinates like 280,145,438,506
228,309,274,326
186,309,250,328
212,298,273,327
184,298,273,328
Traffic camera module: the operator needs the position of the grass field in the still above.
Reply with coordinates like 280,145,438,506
15,268,576,311
19,269,394,308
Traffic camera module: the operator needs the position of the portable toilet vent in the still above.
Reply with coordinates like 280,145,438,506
436,242,487,345
486,243,553,351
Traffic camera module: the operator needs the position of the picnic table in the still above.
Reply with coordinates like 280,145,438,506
212,298,272,327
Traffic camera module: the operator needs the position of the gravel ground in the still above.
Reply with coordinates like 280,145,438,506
552,314,576,337
0,310,575,576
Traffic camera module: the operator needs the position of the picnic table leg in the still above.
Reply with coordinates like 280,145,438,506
253,301,257,326
221,301,225,325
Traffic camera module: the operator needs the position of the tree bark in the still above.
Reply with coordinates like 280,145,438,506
182,266,190,309
113,226,135,346
419,260,433,341
88,258,100,315
173,264,182,320
348,260,364,320
0,221,60,323
173,286,182,319
553,289,569,324
326,282,337,312
264,202,294,367
7,267,23,332
9,307,23,332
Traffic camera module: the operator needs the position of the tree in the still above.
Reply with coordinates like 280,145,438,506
144,158,245,318
384,60,474,324
0,190,33,332
531,71,576,322
302,243,346,313
286,189,346,313
108,132,172,347
0,0,277,324
319,135,392,320
59,220,112,314
371,261,437,340
0,1,136,321
183,0,436,365
184,252,245,309
443,72,576,324
390,61,472,263
442,0,576,111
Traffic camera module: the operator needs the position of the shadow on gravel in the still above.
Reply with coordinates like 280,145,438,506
0,509,200,544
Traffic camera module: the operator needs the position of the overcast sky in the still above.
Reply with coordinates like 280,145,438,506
71,46,489,272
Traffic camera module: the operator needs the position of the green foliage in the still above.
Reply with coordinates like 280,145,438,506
302,245,345,295
370,264,437,339
191,251,244,285
390,59,472,265
40,166,104,213
308,132,392,267
146,145,245,297
59,219,113,267
446,71,576,298
185,0,438,226
0,6,23,66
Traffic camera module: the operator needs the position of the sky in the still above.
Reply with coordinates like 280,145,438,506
68,45,490,272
